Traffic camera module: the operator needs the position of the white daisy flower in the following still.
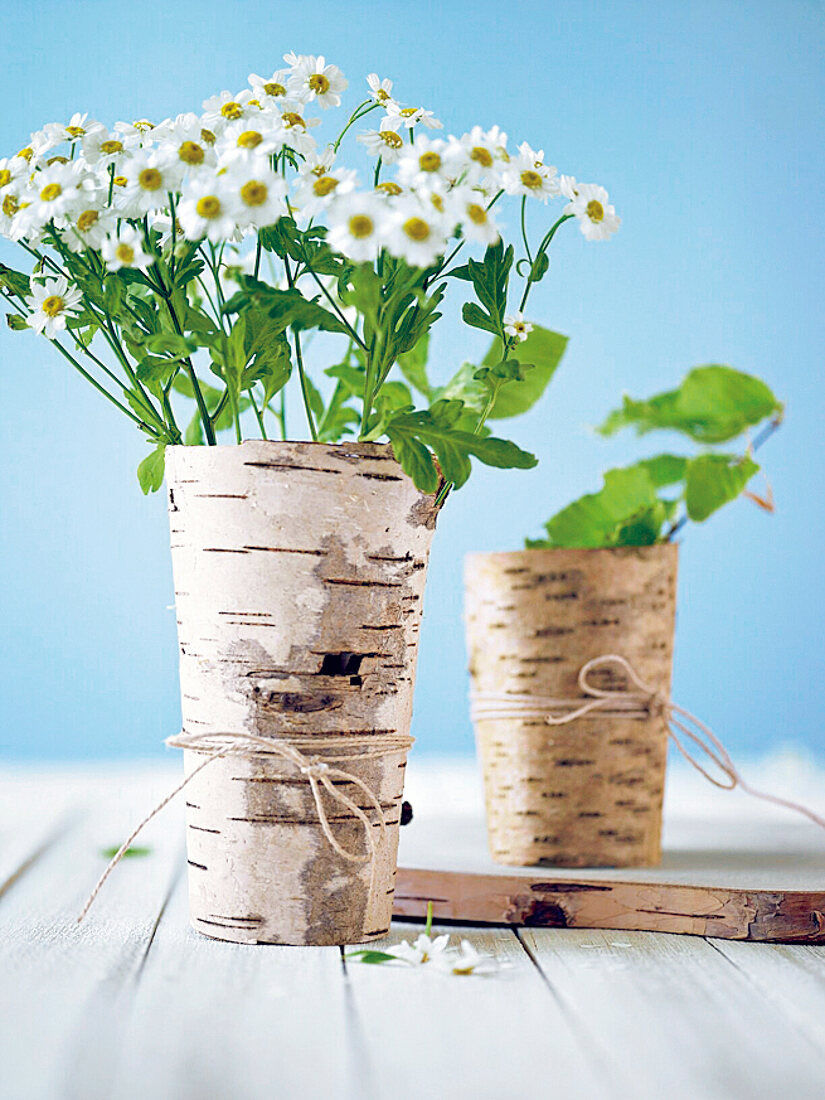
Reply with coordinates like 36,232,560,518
558,174,579,200
450,125,509,184
248,70,292,107
374,180,404,200
293,165,357,219
384,197,449,267
326,192,385,263
101,224,155,272
0,157,27,192
32,113,106,157
357,126,406,164
366,73,396,107
383,103,443,131
17,161,86,228
215,117,287,165
449,187,501,245
153,114,218,179
564,182,621,240
0,186,25,239
388,932,451,966
201,89,259,130
502,142,560,202
396,135,453,190
504,311,533,342
435,940,498,976
26,275,82,338
117,152,177,216
222,160,288,229
178,173,237,243
278,107,320,156
285,53,348,109
62,204,115,253
81,126,137,167
113,119,157,148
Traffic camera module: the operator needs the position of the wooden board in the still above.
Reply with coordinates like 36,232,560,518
393,867,825,941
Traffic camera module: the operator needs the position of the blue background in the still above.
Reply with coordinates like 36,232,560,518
1,0,823,760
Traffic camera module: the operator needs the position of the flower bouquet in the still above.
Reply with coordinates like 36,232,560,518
0,52,618,942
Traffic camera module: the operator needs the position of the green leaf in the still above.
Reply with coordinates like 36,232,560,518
431,362,488,418
345,950,398,964
100,845,152,859
684,453,759,522
539,466,662,548
481,325,568,419
184,410,204,445
144,333,199,357
136,445,166,495
6,313,28,330
0,262,32,300
630,454,689,488
599,366,782,444
462,301,498,335
136,355,181,388
385,402,537,492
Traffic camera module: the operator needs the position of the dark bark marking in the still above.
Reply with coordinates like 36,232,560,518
244,545,327,556
187,860,208,870
243,461,342,474
189,824,221,835
324,577,403,588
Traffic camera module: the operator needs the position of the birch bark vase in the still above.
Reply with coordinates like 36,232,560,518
166,441,439,945
465,545,678,868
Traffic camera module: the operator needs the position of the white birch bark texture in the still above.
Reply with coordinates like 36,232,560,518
465,545,678,868
165,441,439,945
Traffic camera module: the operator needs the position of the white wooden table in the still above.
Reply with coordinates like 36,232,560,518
3,757,825,1100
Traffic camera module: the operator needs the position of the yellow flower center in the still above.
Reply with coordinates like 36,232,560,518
430,193,444,212
247,98,260,108
237,130,263,149
40,183,62,202
2,194,18,216
116,243,135,264
400,107,418,118
375,181,402,196
282,112,306,129
133,120,154,132
520,170,543,190
66,125,85,138
113,175,127,187
308,73,330,95
466,203,487,224
99,140,123,155
586,199,605,223
196,195,222,218
418,152,441,173
240,180,268,206
380,130,403,149
179,141,205,165
312,175,339,197
220,101,243,119
470,146,493,168
201,128,217,146
77,209,99,231
263,82,286,97
403,216,430,241
375,88,391,103
348,214,374,239
17,147,33,162
513,321,526,332
0,170,10,187
46,156,69,165
42,295,64,317
138,168,163,191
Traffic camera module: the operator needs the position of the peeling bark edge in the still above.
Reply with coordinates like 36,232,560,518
393,868,825,943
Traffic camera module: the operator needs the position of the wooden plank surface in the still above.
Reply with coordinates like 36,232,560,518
2,760,825,1100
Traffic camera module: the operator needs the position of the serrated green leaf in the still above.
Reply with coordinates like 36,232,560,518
599,366,782,444
0,262,32,300
462,301,498,335
684,453,759,521
481,325,567,419
137,444,166,495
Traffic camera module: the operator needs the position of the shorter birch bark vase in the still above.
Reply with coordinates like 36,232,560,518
167,441,439,945
465,545,678,868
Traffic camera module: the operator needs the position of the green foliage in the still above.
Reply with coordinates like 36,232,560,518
100,845,152,859
598,365,783,444
530,365,780,548
136,444,166,495
480,325,568,419
460,239,514,337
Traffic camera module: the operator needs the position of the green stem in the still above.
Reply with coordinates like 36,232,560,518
292,327,317,441
333,100,378,152
520,197,533,264
276,390,287,440
247,387,268,440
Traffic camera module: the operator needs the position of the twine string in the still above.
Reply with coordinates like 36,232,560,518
471,653,825,832
78,729,412,924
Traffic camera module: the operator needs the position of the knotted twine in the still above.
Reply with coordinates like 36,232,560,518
471,653,825,831
78,729,413,924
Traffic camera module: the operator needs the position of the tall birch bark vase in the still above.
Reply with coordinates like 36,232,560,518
166,441,439,945
465,545,678,868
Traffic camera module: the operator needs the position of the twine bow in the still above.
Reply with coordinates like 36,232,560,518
471,653,825,832
78,729,412,923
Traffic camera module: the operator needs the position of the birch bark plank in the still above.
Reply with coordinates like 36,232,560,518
520,927,825,1100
